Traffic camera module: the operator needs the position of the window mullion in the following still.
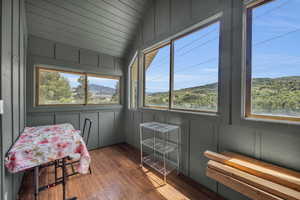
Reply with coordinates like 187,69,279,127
169,41,175,110
84,74,88,105
245,8,253,117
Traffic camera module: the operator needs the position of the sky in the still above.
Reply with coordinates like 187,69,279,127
61,73,81,88
88,76,118,88
145,0,300,93
252,0,300,78
62,73,117,89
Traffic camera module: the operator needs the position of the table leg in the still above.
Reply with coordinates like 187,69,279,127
62,158,67,200
62,158,77,200
34,166,39,200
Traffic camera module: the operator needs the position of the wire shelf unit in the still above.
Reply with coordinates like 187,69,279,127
140,122,180,183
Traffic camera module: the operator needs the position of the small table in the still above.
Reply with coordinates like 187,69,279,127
5,123,91,200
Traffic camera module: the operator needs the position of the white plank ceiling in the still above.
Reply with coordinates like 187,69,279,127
25,0,148,58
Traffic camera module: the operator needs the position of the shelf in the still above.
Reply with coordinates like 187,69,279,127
142,138,178,154
140,122,179,134
142,154,177,176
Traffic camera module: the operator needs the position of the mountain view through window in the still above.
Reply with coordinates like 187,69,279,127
248,0,300,118
87,76,120,104
37,67,120,105
38,68,85,105
143,22,220,112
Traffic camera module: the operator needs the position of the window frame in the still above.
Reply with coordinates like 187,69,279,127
35,66,121,106
128,52,139,110
142,19,222,114
244,0,300,122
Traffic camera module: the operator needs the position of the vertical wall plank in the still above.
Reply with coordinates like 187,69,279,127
155,0,170,38
1,0,13,199
55,112,80,129
99,112,115,147
12,0,20,142
11,1,21,198
170,0,191,32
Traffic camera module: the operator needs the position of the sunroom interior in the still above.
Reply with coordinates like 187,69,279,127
1,0,300,200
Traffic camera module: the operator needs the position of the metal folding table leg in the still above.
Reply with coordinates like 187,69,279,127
62,158,77,200
34,166,39,200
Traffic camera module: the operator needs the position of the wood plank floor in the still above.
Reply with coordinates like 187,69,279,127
18,144,223,200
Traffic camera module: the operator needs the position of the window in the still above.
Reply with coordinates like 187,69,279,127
130,56,138,109
173,22,220,112
246,0,300,121
87,75,120,104
143,21,220,113
36,67,120,106
144,44,170,108
37,68,85,105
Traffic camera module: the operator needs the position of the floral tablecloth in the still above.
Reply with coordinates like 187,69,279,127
5,123,91,174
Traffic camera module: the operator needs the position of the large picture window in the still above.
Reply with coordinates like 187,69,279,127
173,22,220,112
143,21,220,113
245,0,300,121
36,67,120,106
130,56,138,109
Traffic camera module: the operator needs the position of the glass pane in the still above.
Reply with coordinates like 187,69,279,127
130,57,138,109
38,68,85,105
251,0,300,118
173,22,220,112
144,45,170,107
87,76,120,104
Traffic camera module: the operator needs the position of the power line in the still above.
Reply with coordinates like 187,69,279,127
145,1,298,83
146,25,300,82
254,27,300,46
146,57,217,82
254,0,291,19
147,36,219,75
175,27,218,52
175,37,218,59
147,27,219,67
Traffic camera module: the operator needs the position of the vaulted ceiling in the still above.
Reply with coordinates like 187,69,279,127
25,0,148,58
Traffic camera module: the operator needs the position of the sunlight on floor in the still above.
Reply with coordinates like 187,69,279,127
141,167,191,200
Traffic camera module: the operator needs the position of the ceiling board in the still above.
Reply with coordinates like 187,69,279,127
26,0,148,58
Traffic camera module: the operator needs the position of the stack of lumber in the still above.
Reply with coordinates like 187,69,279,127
204,151,300,200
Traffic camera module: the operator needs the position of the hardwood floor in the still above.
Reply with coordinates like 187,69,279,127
18,144,223,200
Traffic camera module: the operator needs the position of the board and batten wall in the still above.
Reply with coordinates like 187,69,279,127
124,0,300,200
27,35,125,151
0,0,27,200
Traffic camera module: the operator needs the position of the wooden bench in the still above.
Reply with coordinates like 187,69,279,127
204,151,300,200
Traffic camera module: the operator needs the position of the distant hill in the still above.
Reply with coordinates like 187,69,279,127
149,76,300,96
89,84,116,95
146,76,300,115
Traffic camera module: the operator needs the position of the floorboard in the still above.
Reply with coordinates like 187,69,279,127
18,144,223,200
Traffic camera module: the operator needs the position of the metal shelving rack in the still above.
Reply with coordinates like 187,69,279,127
140,121,180,183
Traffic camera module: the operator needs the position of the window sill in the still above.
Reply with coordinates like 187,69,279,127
28,104,123,113
242,116,300,126
140,107,220,117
